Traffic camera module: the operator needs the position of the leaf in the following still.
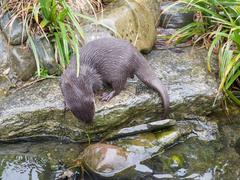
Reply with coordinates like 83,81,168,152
33,3,40,24
40,0,52,20
59,22,69,64
40,18,49,28
61,1,85,39
226,89,240,105
67,25,80,77
58,9,68,22
50,0,57,23
28,35,41,76
225,60,240,89
230,31,240,49
55,32,65,69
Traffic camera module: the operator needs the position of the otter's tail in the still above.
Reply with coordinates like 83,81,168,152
135,53,170,117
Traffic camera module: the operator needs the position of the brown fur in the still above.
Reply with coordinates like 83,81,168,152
60,37,170,123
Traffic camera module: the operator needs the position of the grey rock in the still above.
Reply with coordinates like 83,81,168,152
0,12,28,45
0,75,13,98
0,47,221,142
107,119,176,139
32,36,58,74
0,31,9,73
82,122,190,178
10,46,36,81
159,2,194,29
83,0,158,52
0,31,12,98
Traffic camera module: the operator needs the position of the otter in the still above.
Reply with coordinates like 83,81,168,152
60,37,169,123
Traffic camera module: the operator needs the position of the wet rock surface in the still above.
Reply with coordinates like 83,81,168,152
0,117,238,180
0,47,220,142
81,119,218,178
106,119,176,139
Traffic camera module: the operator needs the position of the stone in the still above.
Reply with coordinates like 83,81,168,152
0,31,10,73
135,0,161,25
82,120,193,178
0,75,13,98
0,12,28,45
0,31,12,98
83,0,158,52
0,47,221,142
83,144,131,177
106,119,176,139
32,36,58,74
10,46,36,81
159,2,194,29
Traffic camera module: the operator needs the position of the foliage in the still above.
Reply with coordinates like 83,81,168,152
170,0,240,105
1,0,112,77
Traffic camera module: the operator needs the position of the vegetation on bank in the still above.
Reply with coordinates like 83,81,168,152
0,0,106,77
170,0,240,106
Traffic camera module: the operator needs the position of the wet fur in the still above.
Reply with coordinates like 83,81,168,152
60,37,170,123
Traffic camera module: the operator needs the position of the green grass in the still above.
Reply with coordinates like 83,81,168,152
169,0,240,106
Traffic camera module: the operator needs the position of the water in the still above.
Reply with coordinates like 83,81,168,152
0,119,240,180
0,142,84,180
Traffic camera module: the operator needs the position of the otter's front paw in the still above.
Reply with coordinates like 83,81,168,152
100,91,115,102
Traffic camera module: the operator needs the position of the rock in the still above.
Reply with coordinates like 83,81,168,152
84,0,158,52
106,119,176,139
0,12,28,45
0,75,13,98
235,138,240,155
83,144,132,177
32,36,58,74
0,31,13,98
0,47,220,142
10,46,36,81
0,31,10,73
56,169,74,180
159,2,194,29
135,0,161,25
82,121,192,178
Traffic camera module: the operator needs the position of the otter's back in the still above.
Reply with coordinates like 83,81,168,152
78,38,138,83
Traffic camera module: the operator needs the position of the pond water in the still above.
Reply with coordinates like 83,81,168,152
0,118,239,180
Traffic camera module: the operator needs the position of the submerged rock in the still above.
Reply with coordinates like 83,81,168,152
82,120,193,178
83,144,132,177
0,12,28,45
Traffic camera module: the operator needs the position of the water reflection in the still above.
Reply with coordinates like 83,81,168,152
0,155,48,180
0,121,239,180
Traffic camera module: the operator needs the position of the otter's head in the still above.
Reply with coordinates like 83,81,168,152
70,95,95,123
60,74,95,123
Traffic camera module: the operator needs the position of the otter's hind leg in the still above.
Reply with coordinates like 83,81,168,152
100,78,127,101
